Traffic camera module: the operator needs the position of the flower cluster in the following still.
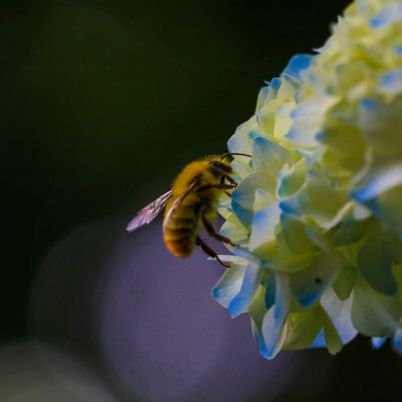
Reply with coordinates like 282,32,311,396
213,0,402,358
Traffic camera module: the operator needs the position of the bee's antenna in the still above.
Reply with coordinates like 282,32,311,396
221,152,252,160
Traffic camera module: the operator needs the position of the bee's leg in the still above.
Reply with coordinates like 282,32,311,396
201,214,238,247
221,176,236,196
224,175,238,186
196,236,230,268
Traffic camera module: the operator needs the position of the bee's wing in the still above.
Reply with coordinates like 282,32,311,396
126,190,173,232
162,179,199,233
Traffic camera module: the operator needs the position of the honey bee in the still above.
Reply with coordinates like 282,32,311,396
126,153,250,267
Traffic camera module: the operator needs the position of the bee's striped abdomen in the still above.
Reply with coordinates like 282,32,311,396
163,201,200,257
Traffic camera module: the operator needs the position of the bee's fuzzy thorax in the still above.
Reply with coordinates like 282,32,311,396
170,160,210,195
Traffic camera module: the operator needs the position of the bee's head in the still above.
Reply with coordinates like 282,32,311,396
207,156,233,177
206,153,250,177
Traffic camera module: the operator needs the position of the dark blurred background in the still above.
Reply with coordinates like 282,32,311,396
1,1,402,401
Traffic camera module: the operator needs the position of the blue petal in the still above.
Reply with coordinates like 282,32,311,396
309,329,326,348
370,3,402,28
231,201,254,228
211,265,247,308
350,162,402,203
286,108,321,148
271,77,282,92
394,46,402,56
249,203,281,251
378,69,402,95
392,329,402,355
282,54,313,81
261,274,290,359
227,263,263,318
279,198,298,216
287,92,338,148
251,321,270,358
232,171,276,227
372,336,387,350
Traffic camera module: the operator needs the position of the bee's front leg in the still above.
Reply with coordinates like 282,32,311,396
224,175,238,186
201,214,238,248
196,236,230,268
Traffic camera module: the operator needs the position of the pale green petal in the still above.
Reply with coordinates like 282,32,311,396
256,78,281,111
358,98,402,155
318,113,365,173
283,307,323,350
220,213,249,243
258,235,313,273
332,264,358,300
274,102,296,139
351,277,400,336
276,158,307,198
333,213,369,246
368,186,402,238
252,136,294,176
280,214,315,255
253,188,275,212
280,169,349,227
321,308,343,355
357,221,397,295
257,98,292,137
